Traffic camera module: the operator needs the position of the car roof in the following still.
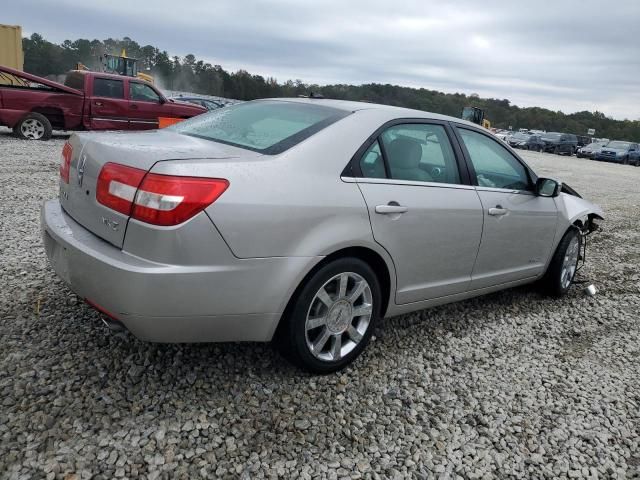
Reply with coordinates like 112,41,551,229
267,97,478,126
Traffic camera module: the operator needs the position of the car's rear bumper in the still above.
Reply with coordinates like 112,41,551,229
41,199,320,342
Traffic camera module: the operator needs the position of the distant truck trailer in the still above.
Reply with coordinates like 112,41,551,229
0,24,23,71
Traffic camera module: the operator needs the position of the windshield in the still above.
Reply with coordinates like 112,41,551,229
606,141,630,149
541,133,561,140
170,100,349,154
512,132,530,140
585,142,602,148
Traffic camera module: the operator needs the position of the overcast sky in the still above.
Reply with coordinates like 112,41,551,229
6,0,640,119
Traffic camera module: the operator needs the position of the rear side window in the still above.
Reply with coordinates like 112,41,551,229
64,73,85,91
93,78,124,99
379,124,460,184
171,100,350,154
359,140,386,179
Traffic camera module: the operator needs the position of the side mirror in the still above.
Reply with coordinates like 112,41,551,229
536,177,561,197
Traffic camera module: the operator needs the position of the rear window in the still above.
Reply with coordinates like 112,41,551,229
170,100,350,154
93,78,124,99
64,73,85,91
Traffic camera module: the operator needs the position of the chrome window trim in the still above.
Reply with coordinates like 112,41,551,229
343,176,476,190
474,186,535,196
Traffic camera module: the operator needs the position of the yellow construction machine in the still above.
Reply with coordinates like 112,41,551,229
76,48,154,83
462,106,491,129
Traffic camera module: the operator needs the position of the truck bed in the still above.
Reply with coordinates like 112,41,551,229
0,65,85,130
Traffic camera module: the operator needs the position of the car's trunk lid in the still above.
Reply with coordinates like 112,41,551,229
59,129,257,248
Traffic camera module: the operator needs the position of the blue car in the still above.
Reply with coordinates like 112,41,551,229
594,141,640,165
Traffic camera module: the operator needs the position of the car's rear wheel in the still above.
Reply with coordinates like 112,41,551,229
276,258,381,373
541,228,581,297
14,113,52,141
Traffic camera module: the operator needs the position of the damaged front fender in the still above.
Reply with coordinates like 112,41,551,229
556,192,604,231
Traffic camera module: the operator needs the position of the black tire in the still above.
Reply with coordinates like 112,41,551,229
541,228,582,297
622,156,629,165
13,112,52,141
553,146,560,155
276,257,381,373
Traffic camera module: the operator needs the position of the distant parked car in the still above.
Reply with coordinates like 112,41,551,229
576,135,592,148
577,142,607,159
508,132,544,151
494,130,512,143
540,132,578,155
594,141,640,165
172,96,227,111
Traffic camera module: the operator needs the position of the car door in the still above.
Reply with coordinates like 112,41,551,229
128,81,166,129
354,121,484,304
629,143,639,163
455,126,558,289
88,77,129,130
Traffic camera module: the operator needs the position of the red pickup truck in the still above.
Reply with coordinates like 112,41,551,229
0,66,207,140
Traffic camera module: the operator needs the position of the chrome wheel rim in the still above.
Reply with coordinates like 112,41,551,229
305,272,373,362
21,119,45,139
560,236,580,289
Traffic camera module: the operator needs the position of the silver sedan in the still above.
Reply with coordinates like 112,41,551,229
41,98,603,372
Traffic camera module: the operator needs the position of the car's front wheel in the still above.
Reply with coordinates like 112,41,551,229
541,228,582,297
277,258,381,373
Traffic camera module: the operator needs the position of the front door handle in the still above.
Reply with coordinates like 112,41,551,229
488,205,508,216
130,104,138,110
375,204,408,214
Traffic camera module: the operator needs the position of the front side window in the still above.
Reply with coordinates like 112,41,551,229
171,100,349,154
375,124,460,184
458,128,531,191
129,83,161,102
93,78,124,99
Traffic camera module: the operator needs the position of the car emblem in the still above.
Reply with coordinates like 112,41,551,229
77,155,87,186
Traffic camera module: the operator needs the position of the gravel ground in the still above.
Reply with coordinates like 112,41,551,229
1,127,639,479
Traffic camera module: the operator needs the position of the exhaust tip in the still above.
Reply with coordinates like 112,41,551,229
101,316,127,332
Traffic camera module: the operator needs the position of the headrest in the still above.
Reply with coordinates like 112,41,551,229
386,137,422,169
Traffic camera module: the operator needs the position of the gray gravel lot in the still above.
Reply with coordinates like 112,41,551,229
1,127,639,479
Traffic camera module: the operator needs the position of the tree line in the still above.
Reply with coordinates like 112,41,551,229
22,33,640,142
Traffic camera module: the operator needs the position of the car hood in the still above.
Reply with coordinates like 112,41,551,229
600,147,626,153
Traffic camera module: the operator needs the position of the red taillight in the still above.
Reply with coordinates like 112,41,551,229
96,162,229,226
96,163,147,216
60,142,72,183
132,173,229,226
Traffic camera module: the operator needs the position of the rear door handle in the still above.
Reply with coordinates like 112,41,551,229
488,205,508,216
94,101,103,106
375,204,408,214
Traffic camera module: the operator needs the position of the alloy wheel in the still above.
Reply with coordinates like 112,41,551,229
560,235,580,289
20,119,45,140
304,272,372,362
